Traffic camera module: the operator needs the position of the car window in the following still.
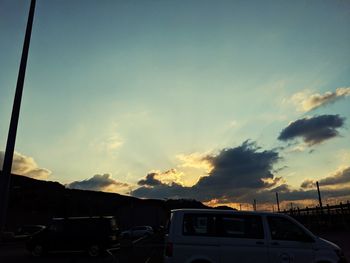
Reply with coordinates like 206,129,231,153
267,216,311,241
183,214,215,236
217,215,264,239
49,221,64,233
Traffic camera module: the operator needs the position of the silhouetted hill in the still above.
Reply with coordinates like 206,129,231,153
4,174,209,231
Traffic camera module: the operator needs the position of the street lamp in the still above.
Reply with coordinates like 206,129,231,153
0,0,36,236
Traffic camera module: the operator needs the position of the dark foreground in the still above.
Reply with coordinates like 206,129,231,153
0,231,349,263
0,233,164,263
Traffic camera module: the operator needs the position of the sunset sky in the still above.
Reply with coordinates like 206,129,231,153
1,0,350,210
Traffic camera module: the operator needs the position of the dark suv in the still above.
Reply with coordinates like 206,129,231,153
26,216,119,257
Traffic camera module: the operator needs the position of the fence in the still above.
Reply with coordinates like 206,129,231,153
283,201,350,232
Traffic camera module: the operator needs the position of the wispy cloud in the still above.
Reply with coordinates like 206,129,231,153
91,133,124,153
0,151,51,180
291,87,350,112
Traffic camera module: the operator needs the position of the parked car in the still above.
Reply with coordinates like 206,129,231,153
26,216,119,257
15,225,45,241
121,226,154,239
164,209,347,263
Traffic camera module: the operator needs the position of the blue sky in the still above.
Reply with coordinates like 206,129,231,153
1,0,349,209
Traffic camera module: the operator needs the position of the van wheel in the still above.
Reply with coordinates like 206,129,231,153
31,244,44,257
88,245,100,257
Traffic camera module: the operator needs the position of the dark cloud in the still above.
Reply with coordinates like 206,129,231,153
131,182,191,200
193,141,280,200
301,167,350,188
236,179,350,204
278,115,345,146
281,187,350,202
320,167,350,186
137,173,162,186
67,174,130,193
300,179,315,189
132,141,281,202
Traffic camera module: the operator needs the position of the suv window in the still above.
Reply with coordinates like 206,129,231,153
267,216,311,242
217,215,264,239
183,214,215,236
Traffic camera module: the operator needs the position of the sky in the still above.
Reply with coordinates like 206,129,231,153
1,0,350,210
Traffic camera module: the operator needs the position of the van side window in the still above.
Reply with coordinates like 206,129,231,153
267,216,312,242
217,215,264,239
183,214,215,236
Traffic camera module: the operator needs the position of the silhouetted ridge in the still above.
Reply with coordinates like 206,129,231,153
3,174,210,231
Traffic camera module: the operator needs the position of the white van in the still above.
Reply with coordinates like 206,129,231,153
164,209,347,263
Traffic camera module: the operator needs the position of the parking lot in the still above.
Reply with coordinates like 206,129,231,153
0,234,165,263
1,231,349,263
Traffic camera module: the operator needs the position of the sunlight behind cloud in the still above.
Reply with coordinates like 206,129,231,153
152,169,185,186
176,152,213,172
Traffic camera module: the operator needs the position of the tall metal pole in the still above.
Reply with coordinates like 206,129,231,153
0,0,36,235
316,181,323,208
276,192,280,212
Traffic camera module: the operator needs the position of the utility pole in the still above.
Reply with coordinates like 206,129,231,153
0,0,36,236
253,199,257,211
316,181,323,208
275,192,280,212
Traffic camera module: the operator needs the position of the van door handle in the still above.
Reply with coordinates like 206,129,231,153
256,241,264,245
271,242,279,246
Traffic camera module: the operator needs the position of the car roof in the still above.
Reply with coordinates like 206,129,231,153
170,208,283,217
52,216,114,220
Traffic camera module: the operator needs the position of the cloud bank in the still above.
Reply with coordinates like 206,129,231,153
278,115,345,146
291,87,350,112
131,142,350,206
132,141,282,203
0,151,51,179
